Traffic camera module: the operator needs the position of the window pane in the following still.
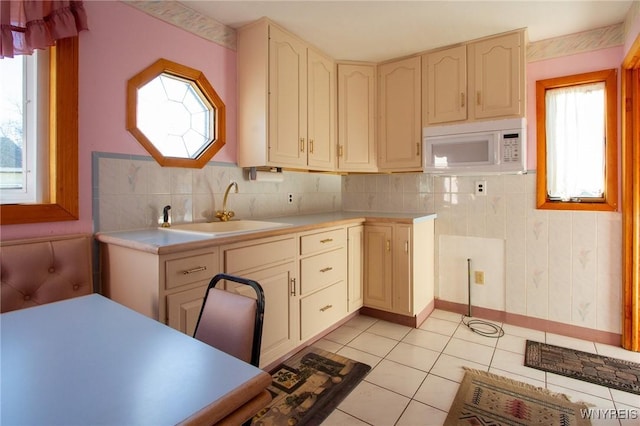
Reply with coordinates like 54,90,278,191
0,56,25,193
545,82,605,200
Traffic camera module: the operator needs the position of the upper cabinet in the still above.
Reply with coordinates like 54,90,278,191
422,30,525,125
377,56,422,171
337,63,377,172
237,19,335,170
424,45,467,124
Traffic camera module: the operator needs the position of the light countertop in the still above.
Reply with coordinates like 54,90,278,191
95,211,436,254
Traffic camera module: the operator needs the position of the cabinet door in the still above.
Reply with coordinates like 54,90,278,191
167,285,207,336
425,46,467,124
347,225,364,312
392,224,412,315
226,262,298,367
469,32,523,119
269,25,307,167
337,63,377,172
363,225,393,310
378,56,422,171
307,48,336,170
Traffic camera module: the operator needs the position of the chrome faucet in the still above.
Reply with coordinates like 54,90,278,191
216,182,238,222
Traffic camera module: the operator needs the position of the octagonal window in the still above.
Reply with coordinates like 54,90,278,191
126,59,225,168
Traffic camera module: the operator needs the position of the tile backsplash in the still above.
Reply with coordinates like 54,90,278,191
93,153,342,232
342,172,622,334
93,155,622,335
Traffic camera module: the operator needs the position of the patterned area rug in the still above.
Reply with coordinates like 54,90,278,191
445,368,591,426
525,340,640,395
252,346,371,425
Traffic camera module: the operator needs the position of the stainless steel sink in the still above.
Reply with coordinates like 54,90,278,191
160,220,292,236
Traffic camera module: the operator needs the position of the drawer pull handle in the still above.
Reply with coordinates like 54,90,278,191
291,278,296,296
320,267,333,273
320,238,333,243
320,304,333,312
182,266,207,275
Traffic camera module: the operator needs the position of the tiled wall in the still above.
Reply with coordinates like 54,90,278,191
93,153,342,232
93,157,622,334
342,172,622,334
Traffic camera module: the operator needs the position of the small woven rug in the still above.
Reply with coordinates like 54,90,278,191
252,346,371,426
525,340,640,395
445,368,591,425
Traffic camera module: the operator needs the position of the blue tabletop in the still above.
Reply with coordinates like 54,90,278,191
1,294,268,425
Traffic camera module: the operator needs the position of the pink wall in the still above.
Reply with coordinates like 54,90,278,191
0,2,237,240
525,46,624,170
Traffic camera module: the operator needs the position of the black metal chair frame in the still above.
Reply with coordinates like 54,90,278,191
193,273,265,367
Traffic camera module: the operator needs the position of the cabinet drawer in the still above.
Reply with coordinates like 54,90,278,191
225,237,296,273
165,252,217,290
300,228,345,255
300,248,346,295
300,281,347,340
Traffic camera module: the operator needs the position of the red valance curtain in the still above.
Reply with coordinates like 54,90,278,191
0,0,88,58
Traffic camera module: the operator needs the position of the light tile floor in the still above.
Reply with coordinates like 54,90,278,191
313,309,640,426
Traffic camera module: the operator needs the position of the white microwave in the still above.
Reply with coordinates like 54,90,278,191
423,118,527,175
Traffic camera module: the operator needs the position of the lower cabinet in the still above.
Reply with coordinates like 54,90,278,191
100,244,220,337
363,220,434,323
101,219,433,368
222,235,299,368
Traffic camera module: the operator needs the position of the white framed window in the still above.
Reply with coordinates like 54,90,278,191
0,50,50,204
536,69,618,211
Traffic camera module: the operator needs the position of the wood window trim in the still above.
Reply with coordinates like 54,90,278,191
0,37,79,225
622,35,640,352
535,68,618,212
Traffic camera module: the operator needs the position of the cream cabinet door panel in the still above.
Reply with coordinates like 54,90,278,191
469,32,523,119
268,25,307,167
307,48,336,170
337,63,377,172
363,225,393,310
392,224,412,316
425,45,467,124
167,285,207,336
227,262,298,367
378,56,422,170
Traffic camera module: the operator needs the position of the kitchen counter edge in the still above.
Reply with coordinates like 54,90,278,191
94,211,437,255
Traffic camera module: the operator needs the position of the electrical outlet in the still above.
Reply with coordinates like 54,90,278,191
475,180,487,196
474,271,485,285
287,193,294,204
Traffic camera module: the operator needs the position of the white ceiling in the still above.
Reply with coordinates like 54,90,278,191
179,0,633,62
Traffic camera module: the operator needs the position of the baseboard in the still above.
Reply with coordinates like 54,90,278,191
434,299,622,347
359,301,435,328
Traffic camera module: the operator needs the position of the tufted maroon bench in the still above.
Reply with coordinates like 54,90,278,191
0,234,93,313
